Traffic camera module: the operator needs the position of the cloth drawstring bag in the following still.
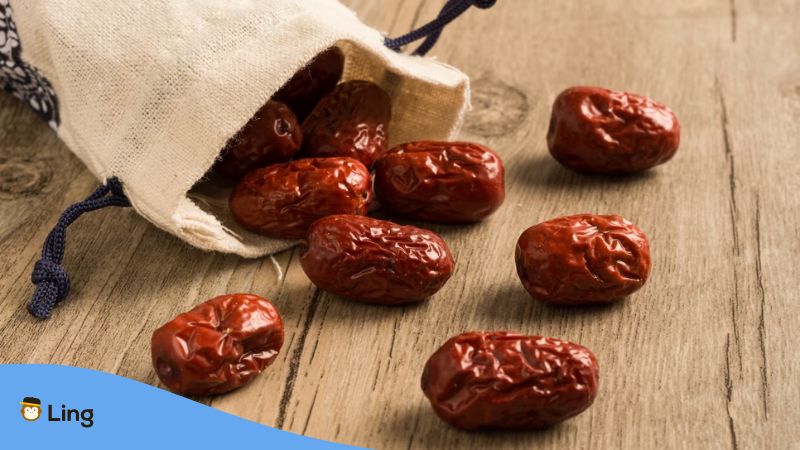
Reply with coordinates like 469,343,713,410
0,0,495,318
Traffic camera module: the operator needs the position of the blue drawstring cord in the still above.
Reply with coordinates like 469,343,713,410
28,177,130,319
28,3,492,318
384,0,496,56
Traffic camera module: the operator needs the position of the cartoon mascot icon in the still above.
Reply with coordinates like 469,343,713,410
20,397,42,421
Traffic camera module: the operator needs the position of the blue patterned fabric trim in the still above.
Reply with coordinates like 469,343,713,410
0,0,59,129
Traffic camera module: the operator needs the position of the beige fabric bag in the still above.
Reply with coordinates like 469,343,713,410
5,0,470,257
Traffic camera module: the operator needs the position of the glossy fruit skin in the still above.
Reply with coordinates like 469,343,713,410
273,47,345,121
213,100,302,180
421,332,599,430
515,214,651,305
299,215,454,304
151,294,284,396
547,86,680,173
374,141,505,223
301,80,392,168
229,157,373,239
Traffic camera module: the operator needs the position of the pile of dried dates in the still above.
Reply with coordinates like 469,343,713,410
151,47,681,433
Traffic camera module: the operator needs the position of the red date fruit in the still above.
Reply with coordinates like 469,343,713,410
151,294,284,396
547,86,680,173
301,80,391,167
229,157,372,239
299,214,454,304
422,331,599,430
213,100,302,179
273,47,345,121
515,214,651,305
374,141,505,223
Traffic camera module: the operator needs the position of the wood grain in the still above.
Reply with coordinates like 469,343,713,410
1,0,798,448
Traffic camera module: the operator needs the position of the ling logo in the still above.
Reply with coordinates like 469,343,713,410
20,397,42,421
18,396,94,428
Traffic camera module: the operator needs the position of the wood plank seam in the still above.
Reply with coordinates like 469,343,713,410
754,196,768,419
276,287,323,429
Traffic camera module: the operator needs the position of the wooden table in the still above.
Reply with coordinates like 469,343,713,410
1,1,798,448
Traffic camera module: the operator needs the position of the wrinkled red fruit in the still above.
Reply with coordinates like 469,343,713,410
151,294,284,396
422,332,599,430
301,80,391,167
213,100,302,179
299,215,454,304
273,47,345,121
547,86,680,173
229,157,372,239
515,214,651,305
374,141,505,223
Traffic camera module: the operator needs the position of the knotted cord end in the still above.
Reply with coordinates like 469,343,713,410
26,177,130,319
29,260,70,319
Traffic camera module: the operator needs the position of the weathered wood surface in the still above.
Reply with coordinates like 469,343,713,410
1,1,798,448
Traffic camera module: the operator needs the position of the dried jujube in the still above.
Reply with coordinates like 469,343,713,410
515,214,651,304
374,141,505,223
151,294,284,396
301,80,391,167
213,100,302,179
273,46,345,120
422,331,599,430
547,86,680,173
229,157,372,239
299,214,454,304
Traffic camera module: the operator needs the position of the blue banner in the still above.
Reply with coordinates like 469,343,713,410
1,364,363,449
